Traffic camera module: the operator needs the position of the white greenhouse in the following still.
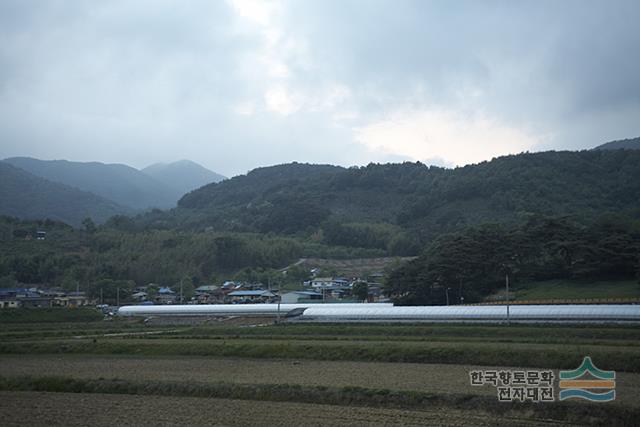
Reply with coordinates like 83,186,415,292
117,303,640,323
117,303,392,317
296,304,640,323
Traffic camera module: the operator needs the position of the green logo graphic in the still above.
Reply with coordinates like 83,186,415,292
559,357,615,402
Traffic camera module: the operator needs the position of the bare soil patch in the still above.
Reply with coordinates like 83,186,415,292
1,355,638,408
0,391,562,427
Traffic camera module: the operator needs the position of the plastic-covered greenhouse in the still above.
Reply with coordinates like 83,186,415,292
297,304,640,322
117,303,640,322
117,303,392,317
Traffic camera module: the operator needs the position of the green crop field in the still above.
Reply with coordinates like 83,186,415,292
0,307,104,324
1,310,639,426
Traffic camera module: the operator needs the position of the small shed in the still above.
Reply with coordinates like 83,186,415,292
281,291,324,304
195,285,219,293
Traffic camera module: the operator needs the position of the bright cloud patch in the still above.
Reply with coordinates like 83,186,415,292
264,86,302,115
355,109,541,166
227,0,280,27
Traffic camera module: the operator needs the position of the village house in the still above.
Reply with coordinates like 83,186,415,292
131,291,148,302
0,287,92,309
195,285,223,304
310,277,350,289
226,290,276,303
155,287,177,304
53,291,90,307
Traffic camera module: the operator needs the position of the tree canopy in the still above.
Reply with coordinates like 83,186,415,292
385,215,640,305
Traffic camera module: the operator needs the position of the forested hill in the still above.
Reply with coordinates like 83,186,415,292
0,163,129,226
593,136,640,150
169,150,640,246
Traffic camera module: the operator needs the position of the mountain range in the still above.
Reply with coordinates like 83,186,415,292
0,157,224,225
2,136,639,232
0,162,129,226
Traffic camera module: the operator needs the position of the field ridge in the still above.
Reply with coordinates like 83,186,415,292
1,376,636,426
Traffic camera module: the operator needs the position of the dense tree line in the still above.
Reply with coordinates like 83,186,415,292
385,215,640,305
133,150,640,256
321,221,420,256
0,216,380,300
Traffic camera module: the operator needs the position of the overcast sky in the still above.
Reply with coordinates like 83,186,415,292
1,0,639,177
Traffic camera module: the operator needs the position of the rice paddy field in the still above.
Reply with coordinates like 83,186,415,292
1,309,639,426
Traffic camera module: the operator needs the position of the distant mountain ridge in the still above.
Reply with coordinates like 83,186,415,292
3,157,175,210
142,159,225,198
0,162,130,226
593,136,640,150
2,157,224,213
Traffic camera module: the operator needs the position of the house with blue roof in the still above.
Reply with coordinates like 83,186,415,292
155,286,177,304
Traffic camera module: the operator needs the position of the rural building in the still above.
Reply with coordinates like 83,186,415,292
0,288,52,308
53,291,90,307
19,294,53,308
131,291,148,302
195,285,219,293
0,287,94,309
281,291,323,304
0,288,23,305
226,290,276,303
0,299,20,308
221,281,240,290
310,277,350,289
155,287,177,304
195,285,223,304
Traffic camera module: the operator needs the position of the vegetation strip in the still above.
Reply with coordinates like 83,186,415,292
1,339,639,373
116,333,640,349
5,322,640,347
6,322,640,344
0,376,636,426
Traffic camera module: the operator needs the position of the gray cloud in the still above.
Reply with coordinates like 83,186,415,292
0,0,639,176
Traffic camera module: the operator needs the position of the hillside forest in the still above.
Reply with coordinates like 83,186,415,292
1,148,640,304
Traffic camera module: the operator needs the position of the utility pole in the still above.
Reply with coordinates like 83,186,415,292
445,287,450,306
276,281,281,324
100,287,103,305
506,273,510,325
116,287,120,307
180,279,183,304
